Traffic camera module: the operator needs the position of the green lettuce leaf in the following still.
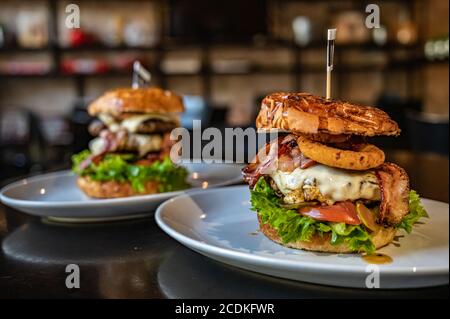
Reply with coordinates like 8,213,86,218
250,177,375,254
397,190,429,233
250,178,429,254
71,150,190,193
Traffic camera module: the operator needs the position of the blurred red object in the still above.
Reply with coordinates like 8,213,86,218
69,29,96,47
60,58,109,74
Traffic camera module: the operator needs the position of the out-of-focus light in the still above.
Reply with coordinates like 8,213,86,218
424,37,449,61
397,29,413,44
40,188,46,195
373,26,388,46
292,16,311,46
425,41,434,59
192,172,199,179
201,181,209,189
435,40,447,58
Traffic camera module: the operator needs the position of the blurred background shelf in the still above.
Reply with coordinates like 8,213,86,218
0,0,448,181
0,46,53,53
2,58,434,77
0,0,447,100
0,41,424,52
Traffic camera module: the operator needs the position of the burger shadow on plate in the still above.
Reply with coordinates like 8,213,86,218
157,244,447,299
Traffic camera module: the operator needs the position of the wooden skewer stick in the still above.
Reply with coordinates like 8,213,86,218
326,29,336,100
132,61,151,89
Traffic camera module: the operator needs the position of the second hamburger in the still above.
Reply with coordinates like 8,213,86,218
72,87,190,198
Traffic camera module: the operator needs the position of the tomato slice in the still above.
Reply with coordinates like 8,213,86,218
299,201,361,225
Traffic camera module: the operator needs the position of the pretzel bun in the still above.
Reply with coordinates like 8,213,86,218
256,92,400,137
77,176,159,198
258,215,396,253
88,87,184,117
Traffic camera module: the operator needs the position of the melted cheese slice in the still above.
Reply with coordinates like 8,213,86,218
89,137,107,155
133,134,162,156
271,164,380,204
89,134,162,156
98,113,179,133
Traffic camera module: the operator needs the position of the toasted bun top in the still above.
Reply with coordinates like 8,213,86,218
256,92,400,137
88,87,184,117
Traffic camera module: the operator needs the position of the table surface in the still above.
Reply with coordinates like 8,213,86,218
0,151,448,298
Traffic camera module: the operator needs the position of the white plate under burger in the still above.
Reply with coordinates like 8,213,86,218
0,163,243,222
155,185,449,289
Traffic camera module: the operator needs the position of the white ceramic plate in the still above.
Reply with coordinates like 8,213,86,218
0,163,243,221
155,186,449,289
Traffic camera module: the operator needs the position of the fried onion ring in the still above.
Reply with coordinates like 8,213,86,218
297,136,385,170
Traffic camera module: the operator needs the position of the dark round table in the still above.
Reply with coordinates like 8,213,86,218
0,151,448,298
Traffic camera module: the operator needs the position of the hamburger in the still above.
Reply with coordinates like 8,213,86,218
72,87,190,198
243,93,428,254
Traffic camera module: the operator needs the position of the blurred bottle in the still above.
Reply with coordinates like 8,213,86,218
292,16,311,46
373,25,388,46
124,17,159,47
104,15,125,47
334,11,370,44
16,10,48,48
425,35,449,61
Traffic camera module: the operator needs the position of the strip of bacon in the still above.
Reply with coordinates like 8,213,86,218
375,163,410,225
242,134,316,187
78,131,172,171
78,129,120,170
78,153,103,170
242,141,277,187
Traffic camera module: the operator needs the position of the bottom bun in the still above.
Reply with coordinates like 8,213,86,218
258,215,396,253
77,176,159,199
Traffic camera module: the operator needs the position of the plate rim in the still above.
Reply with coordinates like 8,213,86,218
0,165,244,208
155,185,449,275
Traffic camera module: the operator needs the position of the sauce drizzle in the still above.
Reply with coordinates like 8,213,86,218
362,253,393,265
